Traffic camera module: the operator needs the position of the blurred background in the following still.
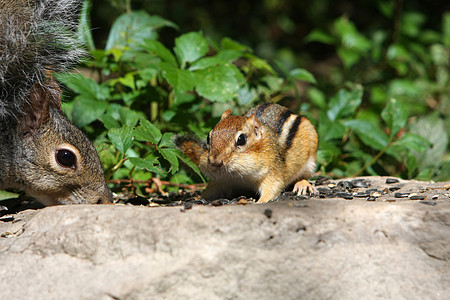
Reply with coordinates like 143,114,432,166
90,0,450,73
62,0,449,188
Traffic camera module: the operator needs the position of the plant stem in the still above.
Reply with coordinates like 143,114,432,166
106,156,126,181
352,142,392,177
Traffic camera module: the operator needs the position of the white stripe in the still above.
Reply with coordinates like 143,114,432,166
278,114,298,146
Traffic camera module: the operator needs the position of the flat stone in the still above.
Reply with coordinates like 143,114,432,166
0,176,448,299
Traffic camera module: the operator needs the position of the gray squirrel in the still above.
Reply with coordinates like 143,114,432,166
0,0,112,205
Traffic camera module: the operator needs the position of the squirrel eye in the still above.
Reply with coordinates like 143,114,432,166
236,133,247,146
56,149,77,168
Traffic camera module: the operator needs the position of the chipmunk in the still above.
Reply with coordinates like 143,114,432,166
0,0,112,206
176,103,318,203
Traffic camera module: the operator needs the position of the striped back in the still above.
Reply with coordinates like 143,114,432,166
245,103,303,151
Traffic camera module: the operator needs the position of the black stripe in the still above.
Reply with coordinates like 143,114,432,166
255,103,271,118
285,115,302,149
275,110,292,135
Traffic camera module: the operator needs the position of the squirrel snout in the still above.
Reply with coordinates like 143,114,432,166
97,189,113,204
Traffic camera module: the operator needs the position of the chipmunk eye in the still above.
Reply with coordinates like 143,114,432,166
56,149,77,169
236,133,247,146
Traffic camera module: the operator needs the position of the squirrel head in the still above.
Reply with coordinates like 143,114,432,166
205,109,267,176
9,80,112,206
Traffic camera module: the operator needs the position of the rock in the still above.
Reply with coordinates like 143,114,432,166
0,177,449,299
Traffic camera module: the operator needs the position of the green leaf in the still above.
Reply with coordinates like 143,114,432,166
246,54,276,74
189,56,227,71
56,73,110,100
105,11,159,50
174,149,205,182
174,32,209,67
344,119,389,151
117,73,136,90
188,50,243,71
261,75,284,91
159,132,175,148
386,44,411,61
99,113,120,130
237,85,257,105
405,155,419,177
128,157,163,175
393,133,432,153
317,142,341,165
220,37,251,51
195,64,240,102
173,90,197,104
378,1,394,18
105,13,177,51
305,29,335,44
443,12,450,46
117,106,143,127
308,88,327,109
216,49,243,62
337,48,360,68
410,113,448,170
72,98,108,127
159,148,179,174
334,17,371,52
381,98,407,138
400,12,426,38
327,87,363,121
108,125,134,155
162,110,176,122
142,39,178,66
387,79,421,98
318,112,346,141
0,190,20,201
160,62,196,92
134,119,162,144
146,15,178,30
289,68,317,84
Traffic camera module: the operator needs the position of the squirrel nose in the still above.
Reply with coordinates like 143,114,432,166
96,186,113,204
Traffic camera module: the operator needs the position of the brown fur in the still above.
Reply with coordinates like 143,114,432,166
176,103,318,203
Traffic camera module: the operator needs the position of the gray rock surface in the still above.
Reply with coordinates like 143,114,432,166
0,177,449,299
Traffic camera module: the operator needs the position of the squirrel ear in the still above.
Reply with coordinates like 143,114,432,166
20,80,62,135
221,109,232,120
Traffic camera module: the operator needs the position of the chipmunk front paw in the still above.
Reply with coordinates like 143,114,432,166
293,179,318,196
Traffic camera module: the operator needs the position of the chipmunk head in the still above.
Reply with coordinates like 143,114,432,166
206,109,265,175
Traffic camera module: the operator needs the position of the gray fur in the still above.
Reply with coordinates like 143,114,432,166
0,0,112,206
0,0,85,127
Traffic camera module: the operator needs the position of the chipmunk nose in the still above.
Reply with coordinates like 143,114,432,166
208,156,224,168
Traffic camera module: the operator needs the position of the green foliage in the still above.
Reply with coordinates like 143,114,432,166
59,0,448,195
58,4,314,193
305,10,449,179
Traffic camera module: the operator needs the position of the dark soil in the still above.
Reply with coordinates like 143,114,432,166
1,176,449,219
114,176,449,209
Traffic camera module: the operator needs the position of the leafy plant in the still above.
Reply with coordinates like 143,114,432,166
306,9,449,180
57,0,448,199
58,3,315,194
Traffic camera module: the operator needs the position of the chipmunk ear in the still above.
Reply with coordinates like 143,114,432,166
20,79,62,136
221,109,232,120
249,114,263,139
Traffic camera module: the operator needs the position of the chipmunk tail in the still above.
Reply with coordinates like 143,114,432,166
174,135,208,166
